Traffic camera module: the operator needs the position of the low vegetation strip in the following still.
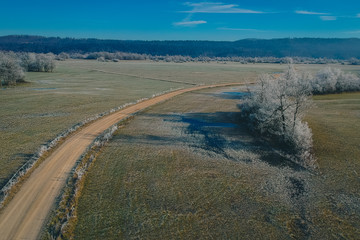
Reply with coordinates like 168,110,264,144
45,124,120,239
0,82,248,240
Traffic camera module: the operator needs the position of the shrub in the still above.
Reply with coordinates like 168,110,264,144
240,65,314,166
19,52,56,72
311,67,360,94
0,52,25,86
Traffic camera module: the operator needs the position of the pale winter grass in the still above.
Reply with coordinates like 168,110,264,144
0,60,185,189
0,60,302,189
305,92,360,239
70,87,312,239
71,87,360,239
0,89,182,206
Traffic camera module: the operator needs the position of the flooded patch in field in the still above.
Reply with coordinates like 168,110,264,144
215,91,250,99
180,117,237,129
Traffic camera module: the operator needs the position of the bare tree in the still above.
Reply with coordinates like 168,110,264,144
240,64,313,165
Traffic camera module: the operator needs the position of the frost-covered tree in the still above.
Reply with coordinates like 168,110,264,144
19,52,56,72
349,58,360,65
311,67,360,94
0,52,25,86
56,52,70,61
240,64,314,165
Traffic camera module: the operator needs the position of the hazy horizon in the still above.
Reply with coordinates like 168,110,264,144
2,34,360,42
1,0,360,41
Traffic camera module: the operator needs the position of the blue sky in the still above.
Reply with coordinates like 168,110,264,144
1,0,360,40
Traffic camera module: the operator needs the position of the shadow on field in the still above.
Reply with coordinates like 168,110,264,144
214,91,251,100
125,111,305,171
167,112,246,161
190,90,251,100
261,152,305,171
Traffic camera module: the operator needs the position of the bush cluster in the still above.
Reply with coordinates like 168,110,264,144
311,67,360,94
0,52,25,86
241,65,314,166
19,52,56,72
240,64,359,167
0,51,56,86
58,51,360,65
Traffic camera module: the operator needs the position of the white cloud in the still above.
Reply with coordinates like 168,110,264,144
218,27,266,32
357,13,360,18
173,20,207,26
182,2,263,14
295,10,329,15
320,16,337,21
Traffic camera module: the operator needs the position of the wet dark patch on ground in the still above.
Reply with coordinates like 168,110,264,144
288,177,306,200
131,112,253,161
115,134,190,147
261,152,306,171
163,112,246,160
141,112,308,171
216,92,251,100
180,116,237,129
284,175,311,239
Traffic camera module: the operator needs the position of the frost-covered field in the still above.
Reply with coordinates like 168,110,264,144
1,59,358,217
70,85,360,239
0,60,185,188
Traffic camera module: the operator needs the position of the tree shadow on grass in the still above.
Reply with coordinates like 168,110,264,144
124,111,306,171
192,90,251,100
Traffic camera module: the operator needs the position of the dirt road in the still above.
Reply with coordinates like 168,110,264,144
0,83,248,240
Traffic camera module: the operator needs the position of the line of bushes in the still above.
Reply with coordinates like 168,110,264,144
240,64,360,168
55,50,360,65
0,51,55,87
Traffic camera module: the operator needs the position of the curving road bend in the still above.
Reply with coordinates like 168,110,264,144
0,83,248,240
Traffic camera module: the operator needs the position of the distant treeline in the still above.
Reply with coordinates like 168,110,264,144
59,51,359,65
1,35,360,59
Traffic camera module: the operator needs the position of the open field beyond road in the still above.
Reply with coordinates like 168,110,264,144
1,60,358,190
0,83,247,240
0,60,359,239
72,88,360,239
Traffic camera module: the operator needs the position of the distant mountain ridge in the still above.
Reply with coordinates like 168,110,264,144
0,35,359,59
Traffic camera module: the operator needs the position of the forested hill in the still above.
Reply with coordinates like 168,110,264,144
1,35,360,59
